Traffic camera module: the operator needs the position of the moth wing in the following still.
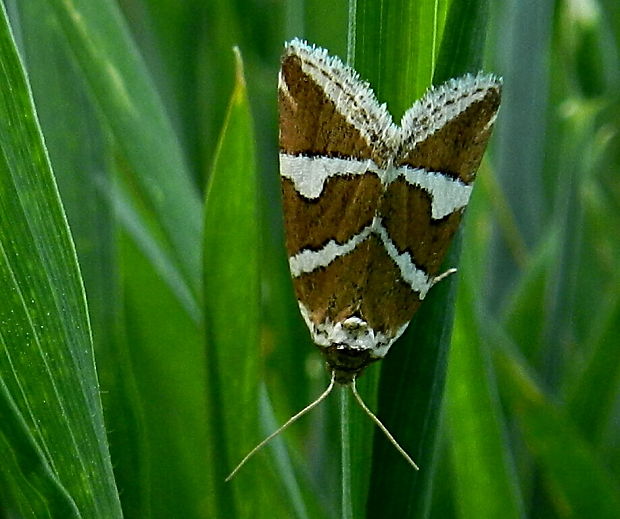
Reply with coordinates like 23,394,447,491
379,74,502,285
398,73,502,183
278,39,395,330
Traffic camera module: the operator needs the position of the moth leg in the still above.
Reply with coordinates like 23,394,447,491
432,267,457,286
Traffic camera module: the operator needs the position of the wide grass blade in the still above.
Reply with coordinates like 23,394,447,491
354,0,450,117
353,1,492,517
11,4,151,514
350,1,451,514
0,3,121,516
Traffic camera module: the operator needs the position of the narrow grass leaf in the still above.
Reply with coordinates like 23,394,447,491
0,382,80,518
489,1,554,304
0,4,122,516
446,273,524,519
500,230,559,362
44,0,202,297
258,385,314,519
566,291,620,444
493,337,620,519
107,179,200,323
204,49,289,518
340,387,354,519
202,0,244,168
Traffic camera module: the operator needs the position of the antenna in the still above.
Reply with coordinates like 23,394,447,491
226,371,336,481
350,376,419,470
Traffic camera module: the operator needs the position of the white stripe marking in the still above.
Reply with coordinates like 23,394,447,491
298,301,409,357
289,224,373,277
281,154,471,220
373,219,434,298
391,166,472,219
280,154,378,199
289,217,433,298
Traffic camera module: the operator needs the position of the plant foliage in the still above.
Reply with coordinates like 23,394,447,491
0,0,619,517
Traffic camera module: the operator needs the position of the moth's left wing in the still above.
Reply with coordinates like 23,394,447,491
278,39,396,331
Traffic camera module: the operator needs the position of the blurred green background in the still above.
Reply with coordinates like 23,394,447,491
0,0,619,518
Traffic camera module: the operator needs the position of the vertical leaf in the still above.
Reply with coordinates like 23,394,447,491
204,48,290,518
0,385,80,518
14,3,149,515
351,1,453,514
355,0,450,118
356,1,492,517
493,342,620,519
446,273,524,519
488,0,554,304
46,0,202,296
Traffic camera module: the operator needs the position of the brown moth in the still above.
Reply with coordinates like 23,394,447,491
227,39,501,480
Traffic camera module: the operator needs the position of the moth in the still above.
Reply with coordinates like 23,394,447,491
227,39,501,479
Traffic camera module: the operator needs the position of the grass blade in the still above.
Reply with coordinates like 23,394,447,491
0,384,80,518
203,48,295,518
45,0,202,296
0,4,121,516
446,273,524,519
354,1,492,516
566,288,620,444
493,338,620,519
354,0,450,117
340,387,353,519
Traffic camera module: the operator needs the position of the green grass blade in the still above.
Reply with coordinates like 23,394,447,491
488,1,554,303
446,273,524,519
106,180,201,323
121,237,207,518
493,340,620,518
354,0,449,118
566,290,620,444
500,231,559,361
0,4,121,516
44,0,202,296
13,2,166,515
0,384,80,518
350,1,451,514
340,387,353,519
433,0,489,80
352,1,492,517
14,0,119,345
257,385,313,519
